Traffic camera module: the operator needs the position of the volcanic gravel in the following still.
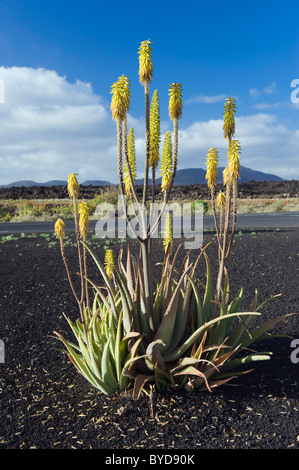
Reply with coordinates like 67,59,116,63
0,179,299,201
0,228,299,451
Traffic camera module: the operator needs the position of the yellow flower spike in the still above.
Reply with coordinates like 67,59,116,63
163,212,173,254
160,131,173,192
124,128,137,196
223,97,236,142
216,190,226,210
149,90,161,169
118,75,131,113
205,148,219,188
78,202,89,239
169,83,183,121
138,39,153,85
54,218,66,239
105,249,115,279
67,173,80,199
110,80,126,121
228,139,241,182
223,167,230,186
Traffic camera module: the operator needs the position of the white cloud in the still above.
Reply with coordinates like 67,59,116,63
186,94,226,104
0,66,117,185
263,82,277,95
249,82,277,99
249,87,260,98
251,101,288,110
176,113,299,179
0,67,297,186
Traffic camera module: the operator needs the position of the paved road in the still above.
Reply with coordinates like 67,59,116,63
0,212,298,235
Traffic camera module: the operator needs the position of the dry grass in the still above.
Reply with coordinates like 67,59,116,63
0,197,299,223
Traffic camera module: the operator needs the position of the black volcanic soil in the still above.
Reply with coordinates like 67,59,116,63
0,180,299,201
0,228,299,451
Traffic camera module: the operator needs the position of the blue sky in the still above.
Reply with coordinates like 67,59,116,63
0,0,299,184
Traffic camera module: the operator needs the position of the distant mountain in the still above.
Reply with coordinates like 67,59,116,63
0,166,284,188
0,179,112,188
0,180,67,188
81,180,112,186
136,165,284,185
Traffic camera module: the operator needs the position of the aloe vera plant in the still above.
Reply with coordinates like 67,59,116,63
54,40,297,399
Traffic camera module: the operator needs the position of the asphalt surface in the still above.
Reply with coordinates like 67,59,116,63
0,212,299,235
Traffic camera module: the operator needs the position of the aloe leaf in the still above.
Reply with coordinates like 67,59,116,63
256,293,282,312
118,280,133,335
192,330,207,359
153,265,192,353
223,267,230,304
54,331,113,395
136,258,152,339
171,275,194,349
126,242,134,301
189,277,203,329
77,333,94,371
211,369,254,380
239,313,298,350
171,357,202,372
101,336,118,390
226,313,255,348
224,287,243,333
219,352,272,373
163,244,183,313
115,310,123,382
174,366,212,392
132,374,154,400
202,251,213,323
108,309,117,360
82,242,116,296
87,276,118,321
197,376,235,391
91,311,102,346
163,312,261,363
146,339,167,371
64,315,80,338
210,287,244,345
